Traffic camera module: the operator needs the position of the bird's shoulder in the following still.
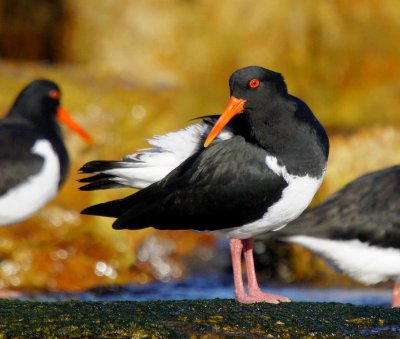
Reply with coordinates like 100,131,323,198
161,135,284,190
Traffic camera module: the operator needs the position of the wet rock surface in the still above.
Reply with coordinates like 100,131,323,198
0,299,399,338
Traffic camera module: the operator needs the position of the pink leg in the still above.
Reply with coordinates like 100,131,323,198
0,290,22,298
230,238,247,302
243,238,290,303
392,281,400,307
229,238,291,304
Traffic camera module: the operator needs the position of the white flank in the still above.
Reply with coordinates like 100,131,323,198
103,122,234,189
286,236,400,284
0,140,60,226
225,155,325,239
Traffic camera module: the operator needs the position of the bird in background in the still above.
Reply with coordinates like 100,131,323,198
79,66,329,303
0,79,92,226
260,165,400,307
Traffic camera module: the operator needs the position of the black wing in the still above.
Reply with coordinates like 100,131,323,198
0,125,44,196
82,136,287,231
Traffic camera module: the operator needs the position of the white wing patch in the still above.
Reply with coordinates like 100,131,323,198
225,155,325,239
102,122,234,189
286,236,400,284
0,140,60,226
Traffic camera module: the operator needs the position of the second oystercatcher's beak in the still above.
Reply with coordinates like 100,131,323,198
204,96,246,148
57,107,92,143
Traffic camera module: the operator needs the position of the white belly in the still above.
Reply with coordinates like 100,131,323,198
0,140,60,226
286,236,400,284
225,155,325,239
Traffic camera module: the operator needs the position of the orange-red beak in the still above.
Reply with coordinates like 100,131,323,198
204,96,246,148
56,107,92,143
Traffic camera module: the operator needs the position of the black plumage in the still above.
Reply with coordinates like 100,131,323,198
0,80,68,196
0,79,90,226
84,137,288,230
81,66,328,233
80,66,329,303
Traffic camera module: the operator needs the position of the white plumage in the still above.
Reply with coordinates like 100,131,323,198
225,156,325,238
286,235,400,285
0,140,60,226
97,122,233,189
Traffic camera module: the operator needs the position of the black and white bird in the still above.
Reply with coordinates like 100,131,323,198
261,165,400,307
80,66,329,303
0,79,91,226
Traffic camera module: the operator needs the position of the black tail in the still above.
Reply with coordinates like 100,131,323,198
79,174,125,191
79,160,136,173
81,185,160,230
78,160,134,191
81,197,133,218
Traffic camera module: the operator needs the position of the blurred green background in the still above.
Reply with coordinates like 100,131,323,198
0,0,399,292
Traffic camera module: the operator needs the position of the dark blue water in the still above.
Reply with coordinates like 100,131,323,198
22,275,392,307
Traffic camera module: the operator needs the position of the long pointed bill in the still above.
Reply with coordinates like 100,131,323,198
204,96,246,148
57,107,92,143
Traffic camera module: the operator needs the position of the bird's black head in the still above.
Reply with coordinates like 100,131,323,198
228,66,287,104
9,79,61,123
7,79,92,142
204,66,288,147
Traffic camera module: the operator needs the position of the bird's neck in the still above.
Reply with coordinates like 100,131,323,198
245,98,294,150
244,99,328,177
9,105,60,138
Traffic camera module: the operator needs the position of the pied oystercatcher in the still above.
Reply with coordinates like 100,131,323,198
0,79,91,226
80,66,329,303
261,165,400,307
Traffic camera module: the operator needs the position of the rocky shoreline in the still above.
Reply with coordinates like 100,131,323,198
0,299,399,338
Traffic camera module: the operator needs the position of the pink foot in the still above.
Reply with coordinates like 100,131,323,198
235,289,291,304
236,293,264,304
0,290,22,298
248,288,291,303
392,281,400,307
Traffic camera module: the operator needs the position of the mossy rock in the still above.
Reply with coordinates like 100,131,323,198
0,299,399,338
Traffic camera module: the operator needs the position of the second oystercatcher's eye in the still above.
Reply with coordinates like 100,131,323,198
49,90,60,99
249,79,260,88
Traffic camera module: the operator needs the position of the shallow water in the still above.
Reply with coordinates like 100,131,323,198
22,275,392,307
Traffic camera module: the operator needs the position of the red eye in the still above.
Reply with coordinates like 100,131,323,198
249,79,260,88
49,90,60,99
